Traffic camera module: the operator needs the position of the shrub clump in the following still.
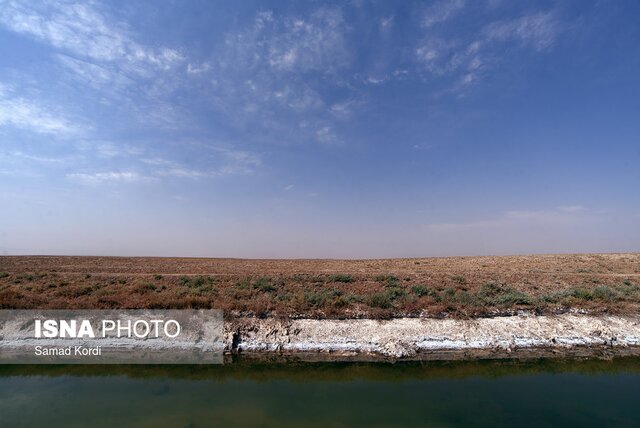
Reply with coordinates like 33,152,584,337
328,274,354,283
375,275,399,287
478,281,532,306
569,288,593,301
411,284,433,297
368,293,391,309
304,289,341,307
179,276,217,293
592,286,618,301
497,290,532,305
253,277,276,292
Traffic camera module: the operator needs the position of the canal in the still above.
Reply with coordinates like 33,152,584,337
1,357,639,427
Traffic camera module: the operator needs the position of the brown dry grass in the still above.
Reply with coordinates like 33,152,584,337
1,254,639,319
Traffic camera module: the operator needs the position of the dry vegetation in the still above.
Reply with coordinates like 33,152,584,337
1,254,639,319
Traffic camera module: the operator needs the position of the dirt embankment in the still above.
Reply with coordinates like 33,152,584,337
225,314,640,361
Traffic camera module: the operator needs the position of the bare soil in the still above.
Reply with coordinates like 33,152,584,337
1,254,639,319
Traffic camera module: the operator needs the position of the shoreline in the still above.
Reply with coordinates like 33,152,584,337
225,314,640,361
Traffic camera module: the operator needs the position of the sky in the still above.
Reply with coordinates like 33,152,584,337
0,0,639,258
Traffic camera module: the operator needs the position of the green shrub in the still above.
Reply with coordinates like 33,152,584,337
235,278,250,289
478,281,505,298
0,272,9,278
344,293,365,304
454,291,476,305
192,277,206,288
593,286,618,301
328,274,354,283
138,283,157,292
442,287,456,300
368,293,391,309
570,288,593,301
154,274,163,280
304,291,326,308
386,287,406,301
477,281,531,306
620,282,640,296
411,284,432,297
539,291,567,303
498,290,532,305
303,289,341,307
253,277,276,292
375,275,399,287
178,276,217,293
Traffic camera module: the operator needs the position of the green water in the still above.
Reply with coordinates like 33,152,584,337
1,358,639,427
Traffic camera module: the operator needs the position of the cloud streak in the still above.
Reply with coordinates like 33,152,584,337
0,1,183,74
0,94,85,135
415,9,561,92
66,171,153,185
422,0,466,28
484,11,560,51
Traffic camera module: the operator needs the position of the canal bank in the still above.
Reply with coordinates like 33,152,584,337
225,313,640,360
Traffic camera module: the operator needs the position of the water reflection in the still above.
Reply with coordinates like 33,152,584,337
1,357,639,427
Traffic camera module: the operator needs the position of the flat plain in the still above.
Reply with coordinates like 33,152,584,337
1,254,639,318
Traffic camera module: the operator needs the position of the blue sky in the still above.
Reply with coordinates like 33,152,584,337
0,0,639,258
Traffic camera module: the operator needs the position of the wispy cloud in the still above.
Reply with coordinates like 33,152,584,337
380,16,394,31
422,0,466,28
0,1,189,131
64,144,263,185
55,54,133,91
0,94,85,135
415,38,458,75
484,11,560,51
204,7,353,145
141,157,212,179
0,1,183,74
330,98,361,119
186,62,211,75
66,171,154,185
257,9,349,74
154,167,208,179
1,151,68,163
314,126,339,145
415,9,561,93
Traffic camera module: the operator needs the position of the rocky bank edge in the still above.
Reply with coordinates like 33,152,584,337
224,314,640,360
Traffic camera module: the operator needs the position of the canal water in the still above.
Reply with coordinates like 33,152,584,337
1,358,639,427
